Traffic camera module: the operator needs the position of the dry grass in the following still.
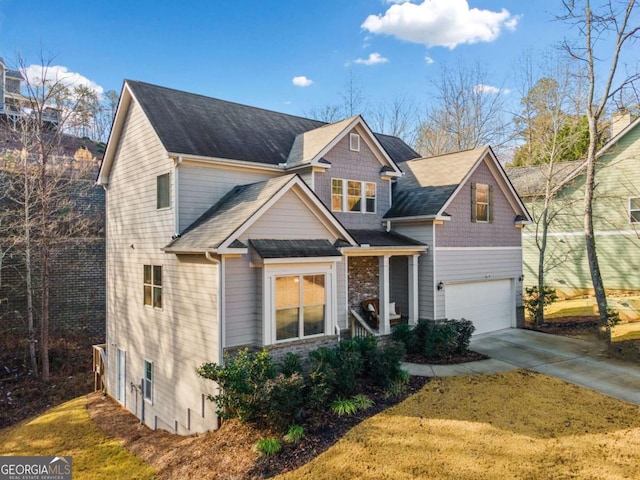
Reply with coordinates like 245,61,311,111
277,371,640,480
0,396,156,480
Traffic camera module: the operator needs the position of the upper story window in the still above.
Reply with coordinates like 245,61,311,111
157,173,170,209
630,198,640,223
331,178,376,213
471,183,493,223
144,265,162,309
349,133,360,152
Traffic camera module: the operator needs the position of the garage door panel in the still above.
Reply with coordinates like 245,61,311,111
445,280,513,334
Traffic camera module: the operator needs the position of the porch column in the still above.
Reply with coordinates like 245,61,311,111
408,254,419,325
378,255,391,335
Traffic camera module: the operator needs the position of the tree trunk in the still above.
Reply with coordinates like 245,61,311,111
536,207,549,327
583,117,609,340
24,157,38,376
39,244,50,382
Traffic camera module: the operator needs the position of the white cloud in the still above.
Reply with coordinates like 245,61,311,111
354,52,389,66
22,64,104,95
362,0,519,49
474,84,510,95
292,75,313,87
424,56,435,64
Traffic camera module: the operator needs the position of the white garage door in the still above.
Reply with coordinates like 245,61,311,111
445,279,513,334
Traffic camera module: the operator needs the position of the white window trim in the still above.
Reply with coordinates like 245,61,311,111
330,178,376,214
143,359,153,404
263,263,336,345
629,197,640,224
475,183,489,223
349,133,360,152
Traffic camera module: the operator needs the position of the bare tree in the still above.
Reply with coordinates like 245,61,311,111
306,71,368,122
415,61,512,157
2,54,101,381
558,0,640,337
367,96,419,146
511,54,588,325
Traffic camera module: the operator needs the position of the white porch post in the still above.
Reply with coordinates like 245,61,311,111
408,254,419,325
379,255,391,335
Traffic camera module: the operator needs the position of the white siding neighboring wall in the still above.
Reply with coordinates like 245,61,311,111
435,247,523,319
105,101,219,434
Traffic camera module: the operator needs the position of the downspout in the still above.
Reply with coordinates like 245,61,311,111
386,220,391,232
205,252,224,366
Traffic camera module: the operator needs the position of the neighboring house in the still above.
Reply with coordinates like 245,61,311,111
508,113,640,301
97,81,530,434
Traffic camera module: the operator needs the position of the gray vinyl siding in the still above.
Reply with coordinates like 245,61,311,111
392,223,435,320
225,189,343,348
105,101,219,434
314,128,391,229
437,160,522,247
178,163,279,233
390,256,409,317
435,247,523,319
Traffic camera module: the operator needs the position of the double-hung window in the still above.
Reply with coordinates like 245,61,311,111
157,173,170,209
144,265,162,309
275,274,325,341
331,178,376,213
630,198,640,223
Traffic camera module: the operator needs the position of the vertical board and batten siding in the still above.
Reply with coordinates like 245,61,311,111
178,163,279,233
522,125,640,294
435,248,523,319
437,159,522,248
105,101,219,434
392,223,435,319
314,128,390,229
225,189,343,348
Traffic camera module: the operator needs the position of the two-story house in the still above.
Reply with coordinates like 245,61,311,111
97,81,530,434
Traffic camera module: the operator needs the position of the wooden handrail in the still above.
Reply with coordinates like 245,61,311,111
349,308,378,338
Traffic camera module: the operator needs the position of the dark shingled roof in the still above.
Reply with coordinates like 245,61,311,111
127,80,418,166
384,185,458,218
250,239,342,258
164,175,295,251
348,229,425,247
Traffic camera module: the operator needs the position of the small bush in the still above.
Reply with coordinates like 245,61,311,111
279,352,302,376
330,398,358,417
607,308,621,328
254,437,282,456
367,340,406,388
284,424,305,443
450,319,475,354
263,373,306,429
524,285,558,324
351,394,374,411
391,324,413,349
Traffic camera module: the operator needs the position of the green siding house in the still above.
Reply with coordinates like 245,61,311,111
508,114,640,300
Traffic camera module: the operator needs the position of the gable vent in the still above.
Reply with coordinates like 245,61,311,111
350,133,360,152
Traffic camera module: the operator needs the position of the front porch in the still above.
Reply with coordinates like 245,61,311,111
342,229,426,337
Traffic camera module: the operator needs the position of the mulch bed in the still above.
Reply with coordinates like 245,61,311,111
525,315,599,336
404,350,489,365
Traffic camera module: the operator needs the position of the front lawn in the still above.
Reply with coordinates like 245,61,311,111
277,371,640,480
0,396,156,480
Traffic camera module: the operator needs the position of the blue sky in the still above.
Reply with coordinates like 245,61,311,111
0,1,633,119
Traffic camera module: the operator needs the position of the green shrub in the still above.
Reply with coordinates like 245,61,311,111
366,340,406,388
423,321,457,358
263,373,306,429
334,340,364,396
196,348,276,423
351,394,374,411
450,319,475,354
524,285,558,324
391,324,413,350
279,352,302,376
284,424,305,443
330,398,358,416
254,437,282,456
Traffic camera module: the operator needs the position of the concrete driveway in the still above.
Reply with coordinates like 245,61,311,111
470,329,640,406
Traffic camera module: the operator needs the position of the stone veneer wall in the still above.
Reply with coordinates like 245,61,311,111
348,256,379,311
